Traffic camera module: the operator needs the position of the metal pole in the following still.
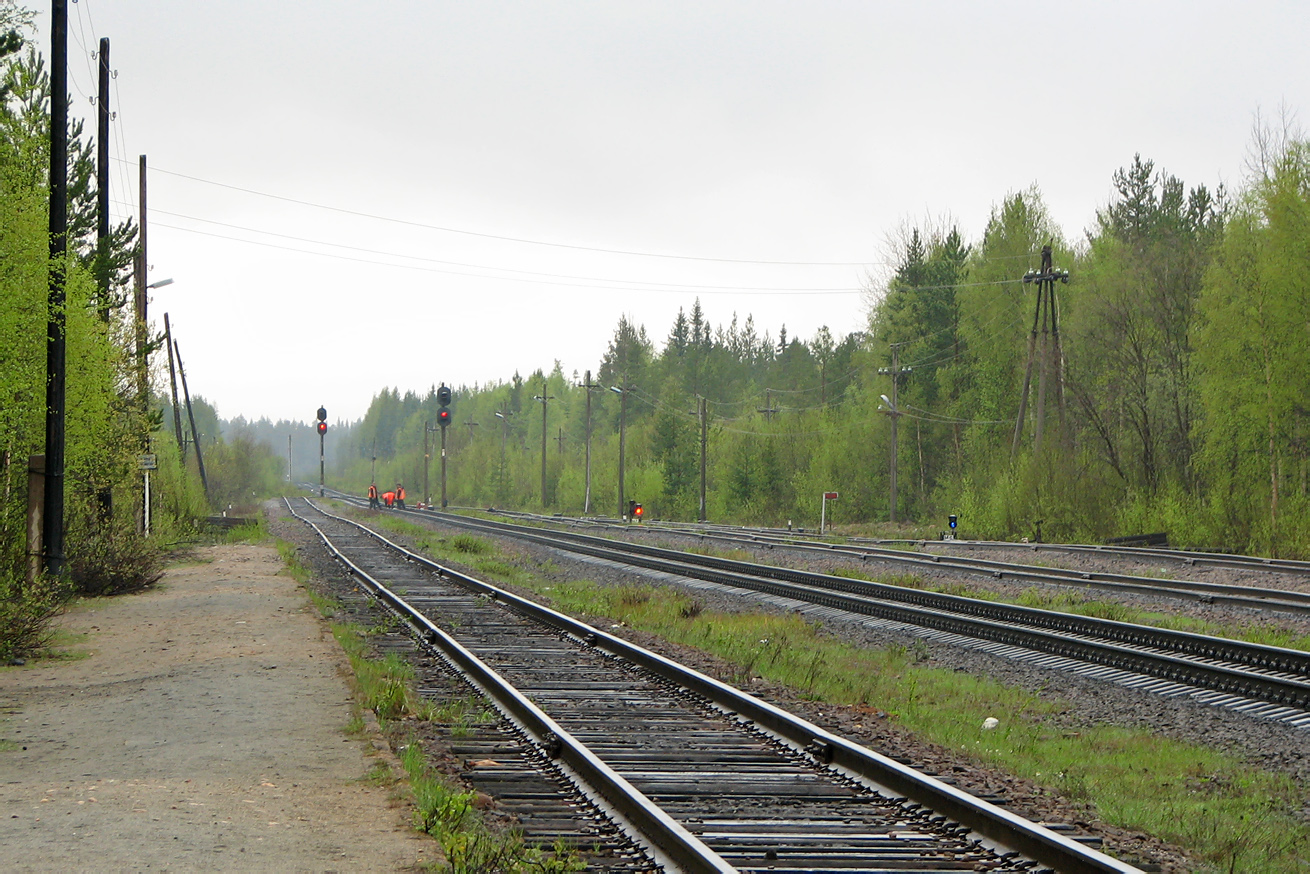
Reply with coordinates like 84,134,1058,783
95,37,110,322
94,42,112,521
440,425,448,508
42,0,68,575
318,430,324,497
424,423,431,506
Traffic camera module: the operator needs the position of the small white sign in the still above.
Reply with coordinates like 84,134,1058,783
139,454,157,470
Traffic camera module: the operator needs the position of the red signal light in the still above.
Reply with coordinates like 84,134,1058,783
317,421,327,435
632,503,643,517
437,408,451,426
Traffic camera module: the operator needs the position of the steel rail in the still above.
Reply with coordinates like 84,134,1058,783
361,503,1310,713
285,498,735,874
634,517,1310,577
486,509,1310,615
301,497,1140,874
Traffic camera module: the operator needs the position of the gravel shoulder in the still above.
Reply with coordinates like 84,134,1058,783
0,542,435,873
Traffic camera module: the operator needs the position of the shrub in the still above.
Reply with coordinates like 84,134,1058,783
0,572,72,662
66,518,164,596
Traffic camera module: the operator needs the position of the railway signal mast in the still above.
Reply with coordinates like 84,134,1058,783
437,384,452,508
316,406,327,496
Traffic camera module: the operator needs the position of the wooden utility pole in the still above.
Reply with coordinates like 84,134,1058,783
698,396,708,522
758,389,779,421
612,381,630,518
878,343,911,523
494,408,511,502
43,0,68,575
174,338,208,496
164,314,185,457
533,382,554,508
579,370,601,514
1011,245,1071,459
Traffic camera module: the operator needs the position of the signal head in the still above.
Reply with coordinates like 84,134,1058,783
948,514,957,529
316,421,327,435
437,385,452,406
316,406,327,422
437,407,451,427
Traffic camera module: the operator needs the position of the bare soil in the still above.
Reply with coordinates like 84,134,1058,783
0,543,435,873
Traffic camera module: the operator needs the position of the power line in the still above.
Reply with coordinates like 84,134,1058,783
149,221,867,296
132,205,866,293
116,160,877,267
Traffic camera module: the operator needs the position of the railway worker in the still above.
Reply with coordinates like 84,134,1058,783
368,483,379,509
395,483,406,510
382,490,395,509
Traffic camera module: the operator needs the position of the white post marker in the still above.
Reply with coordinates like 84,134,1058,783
821,491,838,533
139,453,157,535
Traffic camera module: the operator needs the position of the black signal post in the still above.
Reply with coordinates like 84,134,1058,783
316,406,327,496
436,384,451,508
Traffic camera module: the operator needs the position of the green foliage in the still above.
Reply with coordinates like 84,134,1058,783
64,508,164,596
0,570,71,661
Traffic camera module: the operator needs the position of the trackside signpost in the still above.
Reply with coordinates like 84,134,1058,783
821,491,838,533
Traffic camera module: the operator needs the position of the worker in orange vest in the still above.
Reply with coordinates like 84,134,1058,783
382,490,395,509
395,483,406,510
368,483,379,509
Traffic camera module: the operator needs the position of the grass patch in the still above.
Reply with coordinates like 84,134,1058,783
218,516,268,544
401,740,583,873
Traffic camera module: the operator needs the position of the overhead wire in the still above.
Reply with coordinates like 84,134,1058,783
134,205,866,294
116,160,878,268
150,220,873,296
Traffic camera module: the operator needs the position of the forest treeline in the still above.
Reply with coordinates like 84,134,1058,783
342,135,1310,558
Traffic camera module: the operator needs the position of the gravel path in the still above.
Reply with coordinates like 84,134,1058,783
0,543,434,873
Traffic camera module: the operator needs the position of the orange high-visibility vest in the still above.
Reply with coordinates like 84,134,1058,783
368,484,377,499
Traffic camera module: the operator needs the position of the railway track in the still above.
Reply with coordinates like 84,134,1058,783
288,497,1140,873
567,514,1310,580
335,495,1310,726
477,508,1310,616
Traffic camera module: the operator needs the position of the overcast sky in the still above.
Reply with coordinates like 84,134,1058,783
31,1,1310,424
